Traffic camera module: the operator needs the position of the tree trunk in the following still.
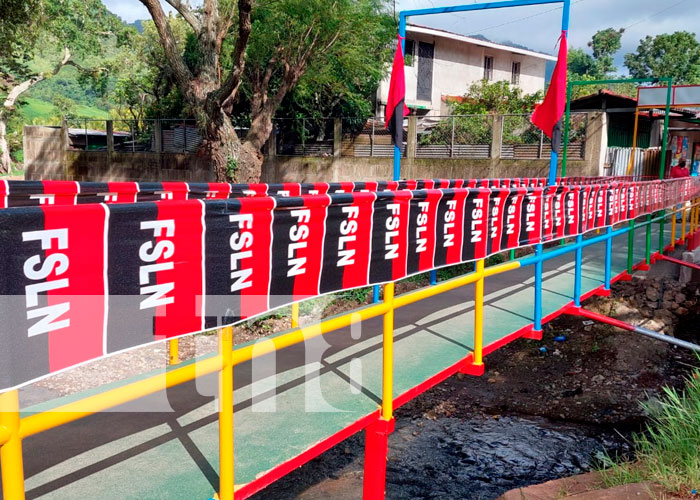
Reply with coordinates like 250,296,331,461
0,118,10,174
200,105,241,182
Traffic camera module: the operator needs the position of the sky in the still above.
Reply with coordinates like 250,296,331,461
103,0,700,74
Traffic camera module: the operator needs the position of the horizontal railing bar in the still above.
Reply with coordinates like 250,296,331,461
232,302,390,366
20,355,222,438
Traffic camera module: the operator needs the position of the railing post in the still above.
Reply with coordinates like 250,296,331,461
218,326,234,500
671,209,677,251
491,114,503,159
645,213,652,268
407,115,417,159
373,285,381,304
333,118,342,158
363,282,395,500
106,119,114,153
538,130,544,159
627,219,635,275
573,234,583,306
473,259,485,365
302,117,306,156
0,389,25,500
604,226,613,291
533,244,544,332
291,302,300,328
450,116,455,158
681,204,687,244
169,339,179,365
370,120,375,157
154,119,163,153
658,209,666,255
381,282,395,421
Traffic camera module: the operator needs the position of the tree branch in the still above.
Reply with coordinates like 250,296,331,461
163,0,202,33
215,0,253,105
138,0,193,95
3,47,72,109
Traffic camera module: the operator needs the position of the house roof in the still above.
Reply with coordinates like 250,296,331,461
570,90,638,111
407,24,558,61
67,128,131,137
570,90,690,118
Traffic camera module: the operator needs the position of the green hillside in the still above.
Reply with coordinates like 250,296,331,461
19,97,110,123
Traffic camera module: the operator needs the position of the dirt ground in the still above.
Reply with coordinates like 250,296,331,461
399,277,700,427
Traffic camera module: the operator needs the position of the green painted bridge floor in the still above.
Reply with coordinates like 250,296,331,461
13,225,665,500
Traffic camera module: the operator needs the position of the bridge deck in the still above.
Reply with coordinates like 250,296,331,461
13,226,666,500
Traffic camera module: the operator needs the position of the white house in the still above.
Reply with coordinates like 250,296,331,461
377,24,557,117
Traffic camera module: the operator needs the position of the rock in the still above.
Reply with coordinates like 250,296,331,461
675,293,687,304
662,301,674,310
591,374,605,385
663,290,675,301
487,378,497,384
643,319,665,331
645,288,660,301
677,307,688,315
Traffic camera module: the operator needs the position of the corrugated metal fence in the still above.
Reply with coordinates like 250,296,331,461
606,146,661,178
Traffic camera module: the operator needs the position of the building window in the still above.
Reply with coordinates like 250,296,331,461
511,61,521,85
483,56,494,81
404,40,415,67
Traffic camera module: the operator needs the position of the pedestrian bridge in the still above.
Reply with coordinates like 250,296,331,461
0,177,698,500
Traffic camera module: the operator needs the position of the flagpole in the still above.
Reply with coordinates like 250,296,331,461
395,14,408,182
548,0,571,187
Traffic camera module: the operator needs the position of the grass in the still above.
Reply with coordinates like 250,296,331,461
19,97,110,123
599,367,700,495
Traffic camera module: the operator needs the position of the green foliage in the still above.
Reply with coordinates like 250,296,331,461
420,81,541,147
625,31,700,84
600,366,700,493
52,95,77,117
18,97,109,122
451,80,542,115
226,157,239,178
335,287,370,303
589,28,624,76
241,0,395,123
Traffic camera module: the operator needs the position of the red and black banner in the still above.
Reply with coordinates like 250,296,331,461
434,189,467,268
269,195,328,308
1,177,699,391
0,203,107,388
203,197,274,328
320,193,374,293
407,190,442,276
369,191,411,283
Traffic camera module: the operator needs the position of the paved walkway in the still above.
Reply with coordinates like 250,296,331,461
10,226,668,500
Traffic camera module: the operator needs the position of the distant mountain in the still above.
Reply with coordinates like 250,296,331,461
129,19,145,33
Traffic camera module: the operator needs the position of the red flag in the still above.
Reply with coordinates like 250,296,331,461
385,35,410,146
532,32,568,153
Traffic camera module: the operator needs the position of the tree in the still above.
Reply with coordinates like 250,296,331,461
588,27,623,77
420,80,542,147
0,0,131,173
567,28,629,100
625,31,700,84
452,80,542,115
137,0,393,182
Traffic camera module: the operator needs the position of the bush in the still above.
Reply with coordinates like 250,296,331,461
600,366,700,494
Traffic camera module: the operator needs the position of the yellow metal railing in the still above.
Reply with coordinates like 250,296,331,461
0,256,521,500
1,196,699,499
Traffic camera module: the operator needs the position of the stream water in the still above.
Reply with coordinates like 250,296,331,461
252,414,631,500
